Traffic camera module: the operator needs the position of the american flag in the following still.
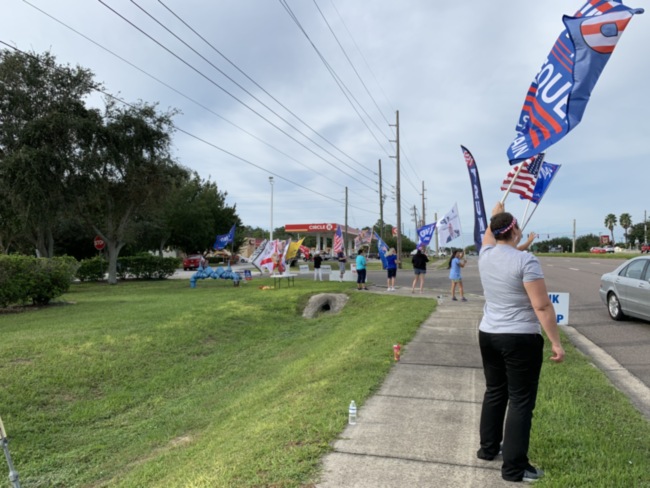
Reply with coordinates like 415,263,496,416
501,153,545,200
333,225,344,253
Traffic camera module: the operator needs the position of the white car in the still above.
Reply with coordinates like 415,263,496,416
599,256,650,322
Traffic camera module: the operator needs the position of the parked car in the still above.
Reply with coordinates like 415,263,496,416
603,245,616,253
599,256,650,322
590,247,607,254
183,254,203,270
549,246,563,253
641,243,650,254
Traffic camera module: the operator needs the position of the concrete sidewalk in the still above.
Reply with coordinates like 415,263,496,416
317,294,513,487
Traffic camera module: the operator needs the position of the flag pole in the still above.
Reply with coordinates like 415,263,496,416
521,203,540,232
500,162,525,204
521,200,532,228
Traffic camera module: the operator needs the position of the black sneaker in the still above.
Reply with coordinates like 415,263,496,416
522,466,544,482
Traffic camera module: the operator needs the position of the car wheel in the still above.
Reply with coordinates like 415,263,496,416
607,292,624,321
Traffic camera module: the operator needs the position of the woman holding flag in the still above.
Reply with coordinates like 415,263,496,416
476,202,564,483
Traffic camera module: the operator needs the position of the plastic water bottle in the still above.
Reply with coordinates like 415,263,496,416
348,400,357,425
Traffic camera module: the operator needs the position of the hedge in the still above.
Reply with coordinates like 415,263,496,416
76,254,181,282
0,255,79,307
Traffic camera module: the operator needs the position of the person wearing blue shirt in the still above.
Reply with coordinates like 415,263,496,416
355,250,368,290
385,248,399,291
448,250,467,301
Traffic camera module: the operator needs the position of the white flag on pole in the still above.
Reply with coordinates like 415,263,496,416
438,203,462,246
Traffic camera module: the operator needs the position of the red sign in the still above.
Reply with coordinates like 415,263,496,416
94,236,106,251
392,227,397,237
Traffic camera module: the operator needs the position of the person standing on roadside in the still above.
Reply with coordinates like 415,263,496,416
313,251,323,281
385,248,399,291
476,201,564,483
355,250,368,290
337,251,347,281
411,248,429,294
448,250,467,301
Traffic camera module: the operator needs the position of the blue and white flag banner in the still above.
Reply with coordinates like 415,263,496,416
214,224,236,250
530,162,562,204
373,231,389,268
507,1,643,163
416,223,437,250
461,145,487,252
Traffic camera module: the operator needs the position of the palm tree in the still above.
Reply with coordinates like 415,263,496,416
604,214,617,245
619,213,632,248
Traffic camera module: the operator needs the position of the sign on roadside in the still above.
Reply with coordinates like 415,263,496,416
94,236,105,251
549,292,569,325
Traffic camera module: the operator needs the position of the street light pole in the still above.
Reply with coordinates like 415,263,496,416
269,177,274,242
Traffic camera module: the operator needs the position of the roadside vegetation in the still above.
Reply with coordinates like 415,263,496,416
0,280,648,487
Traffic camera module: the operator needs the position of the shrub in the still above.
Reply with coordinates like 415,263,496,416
76,256,108,282
117,254,180,280
0,255,78,307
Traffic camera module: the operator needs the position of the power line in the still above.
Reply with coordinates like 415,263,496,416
156,0,374,177
19,0,347,190
97,0,377,192
278,0,393,158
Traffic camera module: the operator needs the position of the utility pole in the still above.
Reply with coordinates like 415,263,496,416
434,212,439,257
421,181,426,227
378,160,384,240
645,210,648,245
390,110,402,264
572,219,576,253
412,205,418,234
344,186,348,254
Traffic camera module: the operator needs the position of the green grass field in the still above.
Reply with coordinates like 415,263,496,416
0,278,648,487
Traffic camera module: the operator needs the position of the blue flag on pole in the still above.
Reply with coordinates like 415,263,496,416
214,224,236,250
416,223,436,250
461,146,488,252
373,231,389,268
507,1,643,164
530,162,562,204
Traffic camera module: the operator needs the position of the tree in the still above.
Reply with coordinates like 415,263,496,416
0,49,98,257
619,213,632,248
163,173,241,254
69,100,180,284
604,214,617,245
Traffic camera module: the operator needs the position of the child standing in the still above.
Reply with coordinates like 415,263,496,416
449,250,467,301
385,248,398,291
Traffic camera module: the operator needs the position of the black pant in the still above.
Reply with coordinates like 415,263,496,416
357,268,366,285
478,331,544,481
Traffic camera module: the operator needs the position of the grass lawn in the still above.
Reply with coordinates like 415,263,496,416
0,278,649,487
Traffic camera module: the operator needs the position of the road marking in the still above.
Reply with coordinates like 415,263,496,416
569,268,580,271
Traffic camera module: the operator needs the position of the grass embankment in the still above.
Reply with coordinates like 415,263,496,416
0,279,432,487
0,278,648,487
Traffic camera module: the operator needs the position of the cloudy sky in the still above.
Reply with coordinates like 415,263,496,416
2,0,649,245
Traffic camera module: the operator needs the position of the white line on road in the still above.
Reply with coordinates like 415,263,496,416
569,268,580,271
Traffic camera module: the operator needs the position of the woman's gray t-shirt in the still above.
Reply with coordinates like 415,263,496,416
478,244,544,334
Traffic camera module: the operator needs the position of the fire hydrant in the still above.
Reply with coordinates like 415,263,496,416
393,343,401,361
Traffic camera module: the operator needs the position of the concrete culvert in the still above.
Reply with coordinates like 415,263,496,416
303,293,348,319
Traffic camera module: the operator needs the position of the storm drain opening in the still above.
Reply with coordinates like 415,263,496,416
303,293,348,319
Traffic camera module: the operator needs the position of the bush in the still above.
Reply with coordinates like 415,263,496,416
117,254,180,280
0,255,78,307
76,256,107,282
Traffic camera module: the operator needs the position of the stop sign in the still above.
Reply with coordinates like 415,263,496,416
94,236,105,251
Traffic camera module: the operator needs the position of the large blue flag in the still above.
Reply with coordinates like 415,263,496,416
214,224,236,250
530,162,562,204
416,223,437,250
373,231,389,268
507,1,643,163
461,146,488,252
